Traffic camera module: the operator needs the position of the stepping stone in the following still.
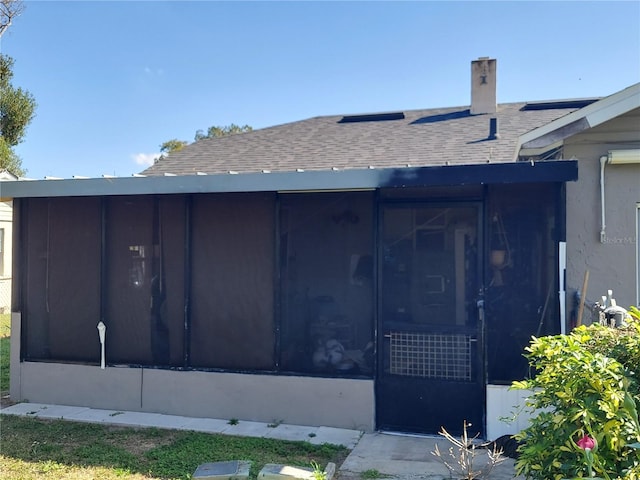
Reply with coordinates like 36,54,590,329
193,460,251,479
258,462,335,480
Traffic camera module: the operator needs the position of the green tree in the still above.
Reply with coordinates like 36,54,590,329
0,135,22,174
157,124,252,163
194,123,252,141
0,1,34,177
157,139,188,162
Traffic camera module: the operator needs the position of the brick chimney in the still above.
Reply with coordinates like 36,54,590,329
471,57,497,114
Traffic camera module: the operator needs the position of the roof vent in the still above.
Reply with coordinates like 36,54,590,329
471,57,497,115
521,99,598,110
489,118,499,140
339,112,405,123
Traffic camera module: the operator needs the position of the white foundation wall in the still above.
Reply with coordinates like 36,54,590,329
14,361,375,431
486,384,536,440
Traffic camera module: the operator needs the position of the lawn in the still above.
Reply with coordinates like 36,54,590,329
0,415,348,479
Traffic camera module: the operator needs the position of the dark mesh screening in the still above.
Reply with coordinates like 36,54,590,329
485,183,559,383
104,196,186,366
158,196,186,366
279,192,374,376
105,196,155,364
23,197,101,362
189,193,276,370
20,191,377,378
23,198,50,359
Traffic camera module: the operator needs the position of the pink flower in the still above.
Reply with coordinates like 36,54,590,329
577,434,596,451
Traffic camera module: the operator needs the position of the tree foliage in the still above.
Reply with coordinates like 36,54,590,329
157,124,252,163
0,136,22,175
0,1,34,177
194,124,252,141
158,139,188,159
1,55,36,144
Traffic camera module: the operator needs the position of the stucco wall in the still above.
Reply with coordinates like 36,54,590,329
14,360,375,431
142,369,374,430
564,109,640,313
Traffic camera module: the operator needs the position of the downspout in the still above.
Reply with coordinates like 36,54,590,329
599,156,608,243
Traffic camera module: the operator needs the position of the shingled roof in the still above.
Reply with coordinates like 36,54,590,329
142,101,594,177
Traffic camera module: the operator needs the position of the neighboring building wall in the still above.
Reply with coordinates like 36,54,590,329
0,200,12,313
565,108,640,316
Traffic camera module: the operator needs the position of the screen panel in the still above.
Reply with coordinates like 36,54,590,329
279,192,374,376
105,196,155,365
23,197,102,362
485,183,559,383
47,197,102,361
190,193,276,370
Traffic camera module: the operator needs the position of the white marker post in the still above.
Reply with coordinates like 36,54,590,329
97,321,106,369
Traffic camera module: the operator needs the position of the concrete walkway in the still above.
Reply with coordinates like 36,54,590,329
339,432,522,479
0,402,522,479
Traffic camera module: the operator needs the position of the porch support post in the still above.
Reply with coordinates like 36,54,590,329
99,198,107,327
273,194,281,369
183,195,192,367
557,183,567,334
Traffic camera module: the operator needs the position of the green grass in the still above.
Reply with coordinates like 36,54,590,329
0,415,349,479
361,469,389,479
0,313,9,337
0,313,9,392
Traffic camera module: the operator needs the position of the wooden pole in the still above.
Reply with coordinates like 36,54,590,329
576,270,589,327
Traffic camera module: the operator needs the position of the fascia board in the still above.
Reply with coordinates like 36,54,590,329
585,92,640,126
0,161,579,200
515,83,640,157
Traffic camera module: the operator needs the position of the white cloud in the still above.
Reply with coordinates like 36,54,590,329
132,152,160,167
144,66,164,76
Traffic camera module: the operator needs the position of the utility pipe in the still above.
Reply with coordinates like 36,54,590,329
599,150,640,243
97,321,106,369
600,155,607,243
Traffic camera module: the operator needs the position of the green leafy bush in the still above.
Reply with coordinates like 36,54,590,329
512,315,640,480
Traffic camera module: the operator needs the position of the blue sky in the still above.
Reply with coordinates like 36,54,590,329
2,1,639,179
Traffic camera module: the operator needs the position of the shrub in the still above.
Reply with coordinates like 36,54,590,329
512,314,640,480
581,316,640,399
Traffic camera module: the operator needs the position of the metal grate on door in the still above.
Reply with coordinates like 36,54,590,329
389,332,472,380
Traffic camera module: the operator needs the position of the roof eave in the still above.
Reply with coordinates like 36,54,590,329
0,161,579,200
515,83,640,155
